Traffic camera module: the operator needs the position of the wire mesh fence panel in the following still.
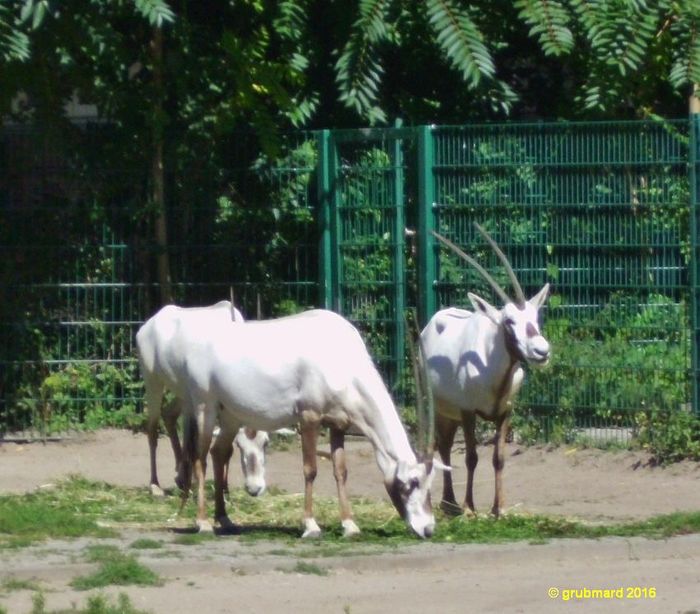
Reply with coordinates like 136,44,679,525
429,121,691,442
327,129,413,403
0,125,319,436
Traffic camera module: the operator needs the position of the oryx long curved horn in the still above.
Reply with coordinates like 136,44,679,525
430,230,511,305
474,222,525,306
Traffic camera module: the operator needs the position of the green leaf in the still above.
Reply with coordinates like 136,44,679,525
133,0,175,27
515,0,573,57
425,0,495,86
335,0,390,123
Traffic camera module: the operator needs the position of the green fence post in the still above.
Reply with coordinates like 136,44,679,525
417,125,437,326
690,113,700,416
392,121,406,387
317,129,334,310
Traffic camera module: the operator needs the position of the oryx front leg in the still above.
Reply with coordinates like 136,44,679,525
144,379,165,497
491,413,510,518
462,412,478,516
435,412,460,515
220,443,234,496
300,414,321,538
162,397,183,487
330,428,360,537
210,418,239,532
192,402,217,533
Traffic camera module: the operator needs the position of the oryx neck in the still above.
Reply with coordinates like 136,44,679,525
349,369,419,480
356,406,417,482
492,357,519,415
368,417,417,480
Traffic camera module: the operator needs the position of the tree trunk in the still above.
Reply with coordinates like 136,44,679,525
151,25,172,306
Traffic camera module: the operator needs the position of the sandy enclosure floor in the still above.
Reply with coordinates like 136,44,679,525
1,429,700,613
2,428,700,522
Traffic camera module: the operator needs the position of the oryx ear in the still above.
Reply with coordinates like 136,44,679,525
426,458,451,489
432,458,452,472
468,292,501,325
529,283,550,309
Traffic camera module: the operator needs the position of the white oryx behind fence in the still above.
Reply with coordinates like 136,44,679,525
136,301,268,498
421,224,551,517
175,308,441,539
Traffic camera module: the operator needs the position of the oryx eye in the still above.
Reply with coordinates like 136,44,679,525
403,478,419,494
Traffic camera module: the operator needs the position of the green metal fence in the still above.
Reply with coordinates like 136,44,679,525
425,121,691,440
318,127,415,400
0,119,696,439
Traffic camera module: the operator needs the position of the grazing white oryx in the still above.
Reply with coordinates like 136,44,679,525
421,224,551,517
176,309,442,539
136,301,268,498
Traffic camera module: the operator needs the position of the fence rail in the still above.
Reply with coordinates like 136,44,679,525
0,118,696,440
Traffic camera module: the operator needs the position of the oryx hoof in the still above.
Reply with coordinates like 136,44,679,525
342,519,361,538
440,500,463,517
196,519,214,534
217,515,239,534
150,483,165,498
490,507,503,519
302,519,322,539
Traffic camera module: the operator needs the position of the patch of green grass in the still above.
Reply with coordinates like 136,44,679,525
598,511,700,539
84,544,121,562
434,513,584,543
171,533,216,546
0,487,114,548
1,577,42,592
283,561,328,576
0,476,183,548
70,548,162,591
263,485,288,496
0,535,36,550
129,538,163,550
29,591,152,614
294,542,385,558
433,510,700,544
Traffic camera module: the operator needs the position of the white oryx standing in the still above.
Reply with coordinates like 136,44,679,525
136,301,268,498
421,224,551,517
176,308,441,539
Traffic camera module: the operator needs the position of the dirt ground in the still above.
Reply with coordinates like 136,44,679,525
1,429,700,613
